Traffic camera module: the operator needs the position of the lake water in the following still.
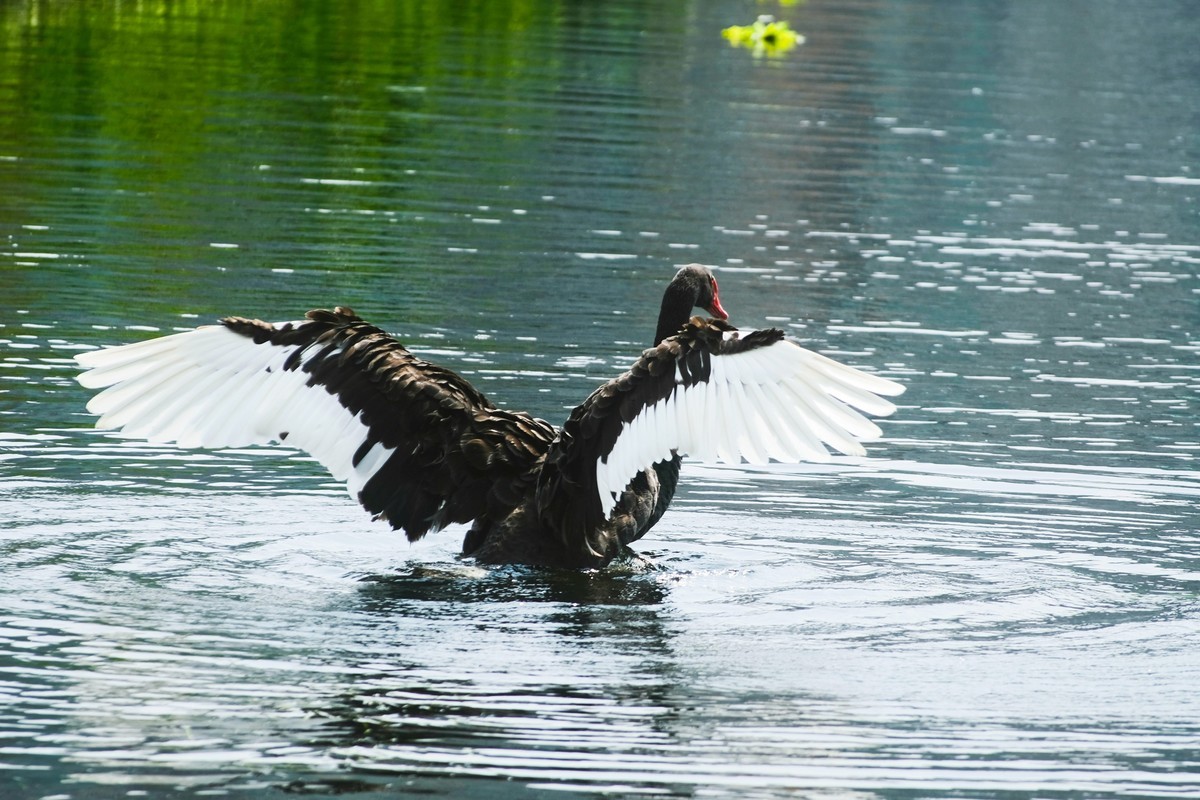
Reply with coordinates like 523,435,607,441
3,0,1199,797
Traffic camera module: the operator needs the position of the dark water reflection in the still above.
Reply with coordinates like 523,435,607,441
3,0,1200,797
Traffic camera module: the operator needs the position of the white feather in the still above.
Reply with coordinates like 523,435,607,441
805,348,904,397
595,458,614,513
786,371,882,441
75,324,394,501
350,442,393,498
712,377,739,464
642,402,661,469
87,358,194,419
76,330,201,375
726,377,753,463
779,378,865,456
686,380,713,462
121,368,233,443
594,334,903,512
760,380,828,461
670,388,688,458
615,417,636,489
743,380,789,461
700,376,725,462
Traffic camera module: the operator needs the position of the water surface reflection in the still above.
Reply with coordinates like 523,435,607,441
3,0,1200,797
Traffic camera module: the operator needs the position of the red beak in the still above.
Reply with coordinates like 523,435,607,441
708,291,729,320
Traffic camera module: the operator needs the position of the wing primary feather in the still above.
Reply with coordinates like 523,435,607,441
86,358,194,418
75,330,204,374
802,348,906,397
760,381,828,461
732,381,769,465
247,359,308,437
674,385,697,458
97,365,211,434
648,399,668,468
669,387,688,459
199,366,285,448
350,441,394,499
595,458,613,516
743,380,792,461
780,378,867,456
699,363,718,461
79,351,190,394
712,378,738,464
783,348,902,416
685,381,711,461
786,372,884,441
639,403,656,473
613,419,633,493
697,377,721,462
122,368,235,443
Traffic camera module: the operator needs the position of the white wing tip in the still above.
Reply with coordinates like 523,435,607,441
875,375,906,397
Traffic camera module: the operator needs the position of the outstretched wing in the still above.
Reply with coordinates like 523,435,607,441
537,317,905,538
75,307,557,540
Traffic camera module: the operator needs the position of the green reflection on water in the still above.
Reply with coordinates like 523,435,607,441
0,0,691,321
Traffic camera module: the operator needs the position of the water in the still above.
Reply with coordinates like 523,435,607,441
3,0,1199,797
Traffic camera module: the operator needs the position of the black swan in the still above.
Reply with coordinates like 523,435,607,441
75,264,904,568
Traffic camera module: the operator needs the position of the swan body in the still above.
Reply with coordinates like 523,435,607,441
75,264,904,568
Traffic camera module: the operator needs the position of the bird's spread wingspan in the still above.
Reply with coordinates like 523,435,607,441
536,317,905,541
75,308,556,540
